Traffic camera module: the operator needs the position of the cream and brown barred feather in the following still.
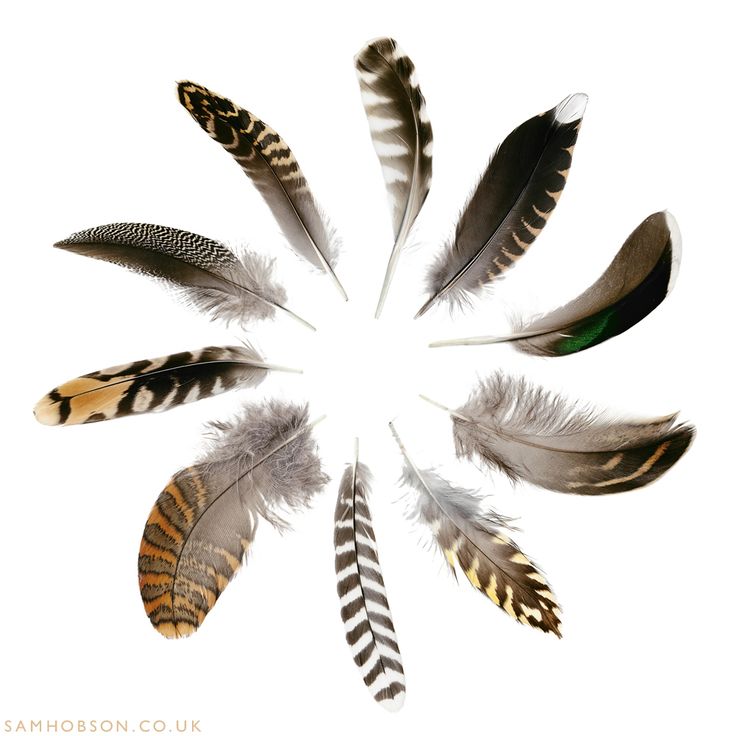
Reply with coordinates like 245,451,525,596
334,444,405,711
355,37,433,317
390,423,560,635
178,81,346,300
34,345,297,426
139,401,328,638
417,93,587,317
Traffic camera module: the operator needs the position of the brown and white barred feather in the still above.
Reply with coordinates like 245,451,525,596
334,448,405,711
178,81,346,300
53,223,310,329
139,401,328,638
450,374,695,494
355,37,433,317
34,344,295,426
390,423,560,635
416,94,587,317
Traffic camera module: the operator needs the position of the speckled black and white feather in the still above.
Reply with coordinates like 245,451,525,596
334,445,405,711
54,223,313,329
449,374,695,495
355,37,433,318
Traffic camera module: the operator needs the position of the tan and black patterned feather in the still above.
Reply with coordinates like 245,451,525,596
431,212,681,355
54,223,313,330
440,374,695,495
390,423,560,635
417,94,587,317
355,37,433,318
139,401,327,638
34,345,296,426
335,443,405,711
178,81,346,300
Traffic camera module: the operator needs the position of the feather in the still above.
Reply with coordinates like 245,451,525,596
335,440,405,711
416,93,587,318
178,81,346,300
422,374,694,495
355,37,433,318
389,423,560,635
55,222,315,331
430,212,681,354
33,344,298,426
138,400,328,638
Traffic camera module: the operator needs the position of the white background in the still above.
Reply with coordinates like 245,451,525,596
1,1,733,734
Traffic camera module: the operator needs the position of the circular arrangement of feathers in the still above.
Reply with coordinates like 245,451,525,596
34,36,694,712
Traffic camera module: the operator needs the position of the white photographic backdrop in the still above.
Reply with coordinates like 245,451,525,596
1,1,732,734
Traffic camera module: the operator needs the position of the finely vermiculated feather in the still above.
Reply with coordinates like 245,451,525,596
34,344,298,426
355,37,433,318
446,374,694,494
416,94,587,317
389,423,561,635
178,81,346,300
139,400,327,638
335,445,405,711
54,223,313,330
430,212,681,354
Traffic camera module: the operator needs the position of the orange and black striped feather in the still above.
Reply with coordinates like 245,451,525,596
34,345,279,426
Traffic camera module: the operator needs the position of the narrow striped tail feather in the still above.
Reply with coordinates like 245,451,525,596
355,37,433,318
34,344,298,426
427,374,694,495
335,441,405,711
54,222,315,331
416,93,587,318
389,423,560,635
178,81,346,301
430,211,681,355
139,400,328,639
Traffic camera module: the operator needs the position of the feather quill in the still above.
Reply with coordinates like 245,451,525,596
430,212,681,354
178,81,346,300
335,440,405,711
54,222,314,330
34,344,298,426
389,423,560,635
355,37,433,318
139,400,327,638
416,93,587,317
423,374,694,495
